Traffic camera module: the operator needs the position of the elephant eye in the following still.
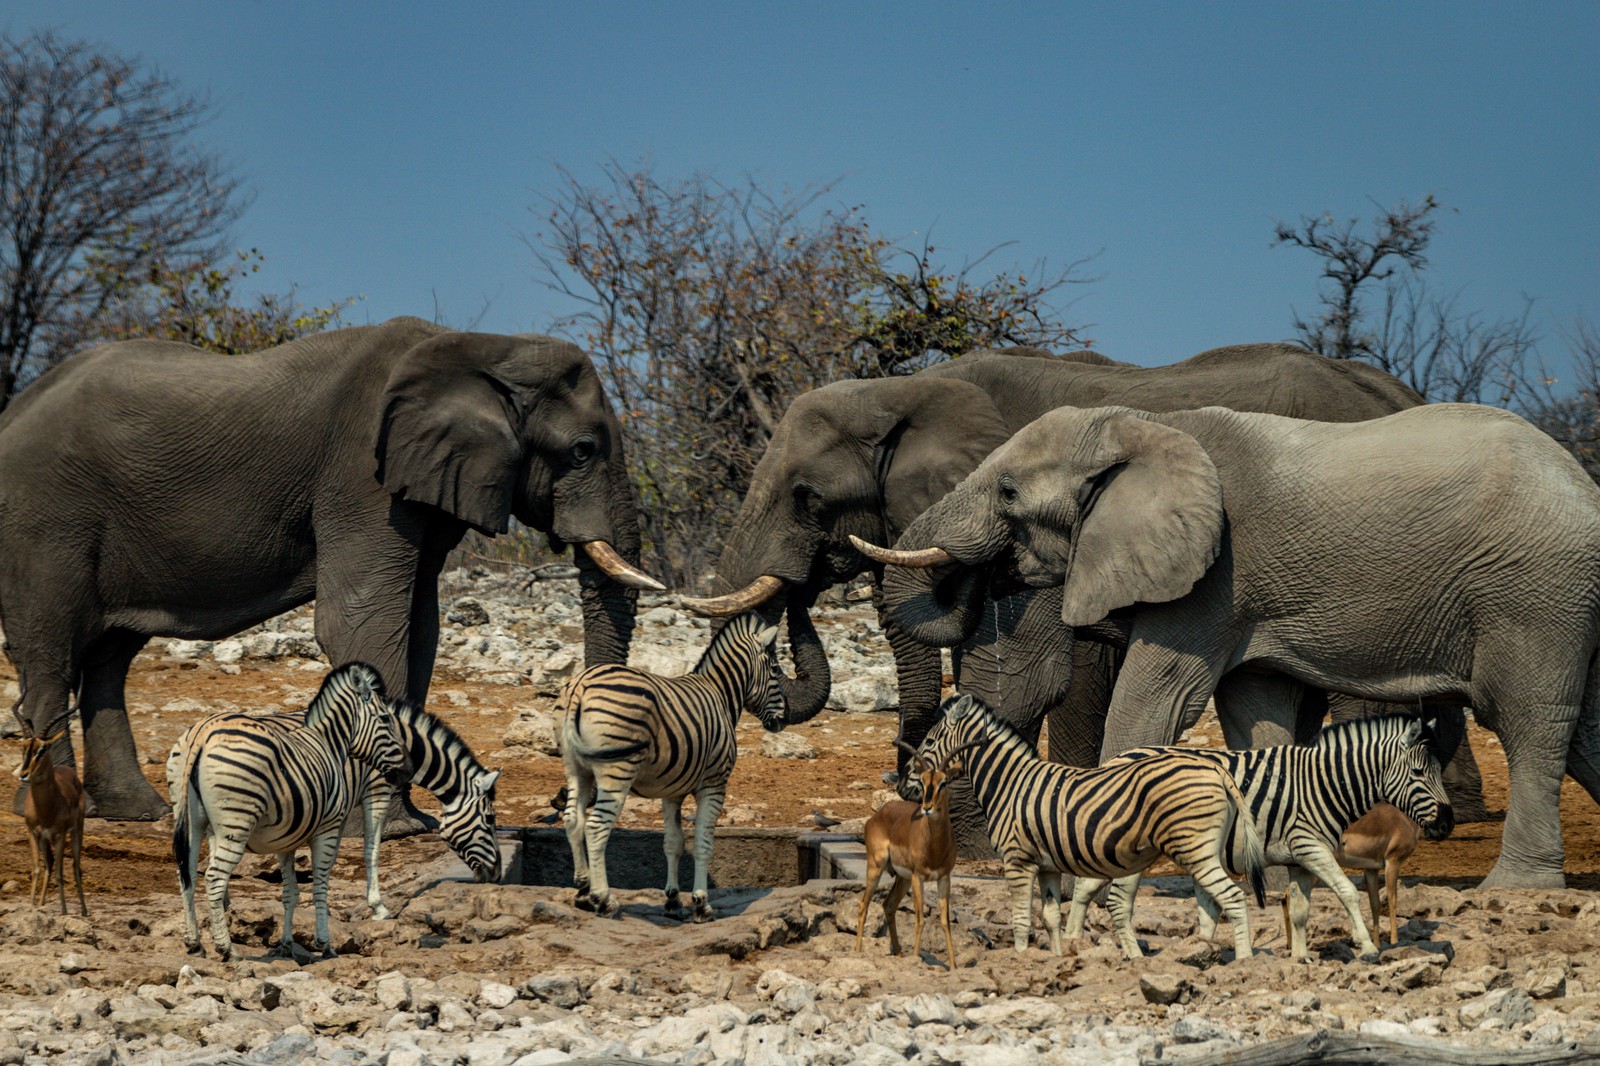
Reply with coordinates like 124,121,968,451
570,439,596,465
998,479,1019,506
794,483,824,516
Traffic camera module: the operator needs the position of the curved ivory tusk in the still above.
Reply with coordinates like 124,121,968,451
679,574,786,618
580,540,667,592
847,534,954,569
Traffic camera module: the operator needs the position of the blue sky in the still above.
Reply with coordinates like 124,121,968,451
12,2,1599,380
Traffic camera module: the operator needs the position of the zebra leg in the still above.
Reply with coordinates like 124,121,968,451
270,851,300,958
1284,866,1316,961
584,786,629,918
1066,874,1103,942
1106,872,1145,959
689,787,724,922
1293,845,1379,959
360,783,392,920
1003,860,1037,952
1038,870,1063,955
203,832,248,962
1195,881,1224,940
662,797,686,917
308,829,341,957
1183,856,1252,960
564,774,595,906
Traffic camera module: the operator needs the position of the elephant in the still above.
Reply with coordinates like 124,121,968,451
0,317,659,820
866,402,1600,888
681,343,1485,855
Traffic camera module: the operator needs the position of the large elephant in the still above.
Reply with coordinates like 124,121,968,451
0,317,658,819
869,402,1600,888
683,344,1484,853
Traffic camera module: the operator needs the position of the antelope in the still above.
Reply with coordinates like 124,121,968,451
18,730,89,916
854,740,975,970
1335,802,1422,946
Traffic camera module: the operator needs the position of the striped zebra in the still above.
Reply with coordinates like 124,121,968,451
557,610,787,922
168,697,502,920
916,694,1267,960
1080,714,1454,960
170,662,406,961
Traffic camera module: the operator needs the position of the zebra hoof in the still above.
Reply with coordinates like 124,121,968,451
664,891,685,918
184,940,204,957
595,896,620,919
575,893,597,912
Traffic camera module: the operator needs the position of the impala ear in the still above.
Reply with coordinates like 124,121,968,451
377,332,524,535
1060,411,1224,627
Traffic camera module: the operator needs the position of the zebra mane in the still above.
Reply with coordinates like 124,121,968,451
1316,713,1439,755
693,611,764,673
306,662,386,728
393,700,488,774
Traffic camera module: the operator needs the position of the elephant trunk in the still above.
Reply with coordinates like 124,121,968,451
776,590,833,724
575,464,644,668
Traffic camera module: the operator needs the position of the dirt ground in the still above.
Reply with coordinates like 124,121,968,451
4,647,1600,900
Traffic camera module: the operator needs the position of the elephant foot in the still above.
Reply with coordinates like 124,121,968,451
1478,862,1565,890
85,778,170,821
380,797,440,841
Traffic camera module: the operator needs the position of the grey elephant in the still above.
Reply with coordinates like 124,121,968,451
683,343,1482,852
865,402,1600,888
0,317,659,819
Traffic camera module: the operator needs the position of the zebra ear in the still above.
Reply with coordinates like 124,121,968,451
945,694,978,720
1403,717,1424,743
755,625,780,648
475,769,501,794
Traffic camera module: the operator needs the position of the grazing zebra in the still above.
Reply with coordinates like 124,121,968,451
1080,714,1454,960
916,694,1266,960
168,698,502,920
557,610,787,921
170,662,406,961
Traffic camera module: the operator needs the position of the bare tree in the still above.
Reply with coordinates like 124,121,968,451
530,162,1090,583
0,31,245,409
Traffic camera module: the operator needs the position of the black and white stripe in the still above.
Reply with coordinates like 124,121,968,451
170,662,406,961
557,610,787,921
1085,714,1454,959
917,694,1267,960
168,697,502,920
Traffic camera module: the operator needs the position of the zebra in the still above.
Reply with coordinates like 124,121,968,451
168,696,502,920
915,693,1267,960
169,662,407,961
557,610,787,922
1079,714,1454,960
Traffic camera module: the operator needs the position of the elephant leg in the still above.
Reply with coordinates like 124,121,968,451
1047,639,1122,769
1565,652,1600,812
1213,670,1314,751
78,629,169,820
1481,701,1578,889
946,589,1076,859
1100,626,1229,760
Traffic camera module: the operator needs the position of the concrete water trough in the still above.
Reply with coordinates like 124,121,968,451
460,827,866,889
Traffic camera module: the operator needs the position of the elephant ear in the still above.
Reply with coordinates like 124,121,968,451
873,378,1012,539
376,334,522,535
1060,412,1224,627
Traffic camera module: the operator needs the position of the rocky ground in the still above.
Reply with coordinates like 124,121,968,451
3,568,1600,1065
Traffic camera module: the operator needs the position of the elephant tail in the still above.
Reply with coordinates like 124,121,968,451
1218,767,1267,907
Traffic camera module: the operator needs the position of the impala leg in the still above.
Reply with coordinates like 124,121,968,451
911,873,927,960
1364,871,1382,942
72,811,87,917
53,831,69,915
855,849,886,954
938,873,958,971
1386,858,1401,944
883,876,908,955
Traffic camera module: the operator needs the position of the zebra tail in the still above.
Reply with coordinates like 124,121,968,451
171,750,201,892
1218,768,1267,907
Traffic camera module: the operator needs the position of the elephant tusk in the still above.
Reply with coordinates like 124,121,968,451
679,575,787,618
848,534,954,569
580,540,667,592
